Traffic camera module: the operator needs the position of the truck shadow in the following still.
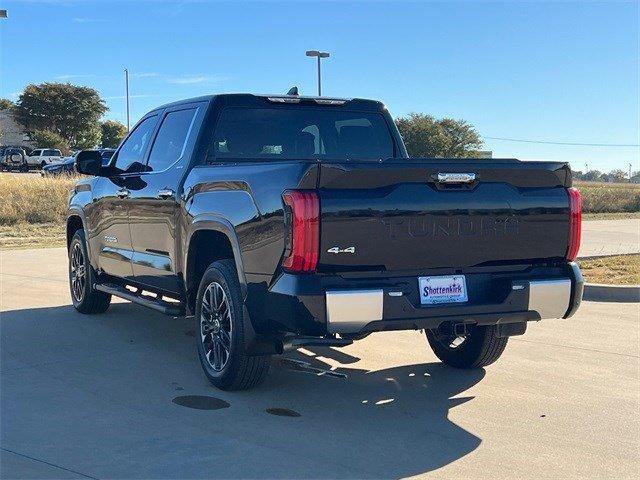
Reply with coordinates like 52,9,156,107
1,303,484,479
265,348,484,477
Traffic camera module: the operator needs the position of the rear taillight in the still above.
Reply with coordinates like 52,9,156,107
282,190,320,272
566,187,582,261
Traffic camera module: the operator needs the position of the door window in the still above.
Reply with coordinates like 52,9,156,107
146,108,196,172
112,116,157,174
31,150,41,156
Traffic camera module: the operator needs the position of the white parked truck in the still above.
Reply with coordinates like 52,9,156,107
26,148,63,169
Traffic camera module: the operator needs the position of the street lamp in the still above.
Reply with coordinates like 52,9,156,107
124,68,130,132
305,50,330,96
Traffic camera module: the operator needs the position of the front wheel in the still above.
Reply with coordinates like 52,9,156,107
426,324,508,369
69,230,111,314
195,259,270,391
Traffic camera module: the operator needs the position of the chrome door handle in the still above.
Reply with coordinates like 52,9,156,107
116,188,130,199
157,188,175,199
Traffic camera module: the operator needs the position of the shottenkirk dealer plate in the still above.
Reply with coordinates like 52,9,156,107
419,275,468,305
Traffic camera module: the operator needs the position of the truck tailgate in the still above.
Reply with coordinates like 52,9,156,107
317,159,572,273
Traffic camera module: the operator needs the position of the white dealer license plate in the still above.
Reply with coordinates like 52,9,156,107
419,275,468,305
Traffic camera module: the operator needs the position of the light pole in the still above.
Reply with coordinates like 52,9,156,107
124,68,130,132
305,50,330,96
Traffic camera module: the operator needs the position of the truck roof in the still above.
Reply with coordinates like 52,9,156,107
153,93,384,112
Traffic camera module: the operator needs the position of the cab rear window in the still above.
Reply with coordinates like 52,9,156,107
213,107,394,161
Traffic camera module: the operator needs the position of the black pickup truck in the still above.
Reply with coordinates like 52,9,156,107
69,93,583,390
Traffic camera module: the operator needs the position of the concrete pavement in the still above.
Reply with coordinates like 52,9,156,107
1,248,639,479
581,219,639,257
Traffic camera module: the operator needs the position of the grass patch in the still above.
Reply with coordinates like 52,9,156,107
579,254,640,285
0,223,66,249
583,212,640,220
0,174,76,225
575,181,640,214
0,173,76,249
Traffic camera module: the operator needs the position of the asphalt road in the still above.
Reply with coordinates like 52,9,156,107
1,248,639,479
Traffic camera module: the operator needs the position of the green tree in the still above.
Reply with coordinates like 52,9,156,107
582,170,603,182
30,130,69,153
100,120,127,148
15,82,107,149
607,169,627,183
395,113,483,158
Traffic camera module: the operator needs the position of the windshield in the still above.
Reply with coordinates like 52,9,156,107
213,107,394,161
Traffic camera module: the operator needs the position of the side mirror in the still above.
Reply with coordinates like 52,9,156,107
75,150,106,176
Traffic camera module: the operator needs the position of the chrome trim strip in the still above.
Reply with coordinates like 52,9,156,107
528,279,571,319
326,289,383,334
437,173,476,184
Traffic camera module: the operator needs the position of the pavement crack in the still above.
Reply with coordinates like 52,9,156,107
1,447,99,479
511,338,639,358
0,272,67,283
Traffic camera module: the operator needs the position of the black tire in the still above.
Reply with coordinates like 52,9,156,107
69,230,111,314
195,259,270,391
426,324,508,369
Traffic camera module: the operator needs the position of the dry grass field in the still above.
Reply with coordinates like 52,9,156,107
575,180,640,214
579,254,640,285
0,174,74,249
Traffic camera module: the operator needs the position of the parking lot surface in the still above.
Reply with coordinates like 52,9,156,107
1,248,639,479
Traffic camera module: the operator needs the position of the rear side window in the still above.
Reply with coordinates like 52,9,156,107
31,150,41,156
146,108,196,172
44,149,60,156
112,115,157,174
213,107,394,161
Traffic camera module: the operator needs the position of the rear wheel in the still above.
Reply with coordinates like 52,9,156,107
195,259,270,391
426,324,508,369
69,230,111,314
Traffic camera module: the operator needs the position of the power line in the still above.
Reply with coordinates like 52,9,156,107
484,136,639,147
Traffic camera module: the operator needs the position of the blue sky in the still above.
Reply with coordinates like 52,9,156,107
1,0,638,172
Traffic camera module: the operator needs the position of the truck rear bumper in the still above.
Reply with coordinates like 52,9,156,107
255,262,583,337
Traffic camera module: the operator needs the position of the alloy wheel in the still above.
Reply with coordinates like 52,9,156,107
70,243,86,302
200,282,232,371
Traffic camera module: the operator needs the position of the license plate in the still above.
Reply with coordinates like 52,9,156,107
419,275,468,305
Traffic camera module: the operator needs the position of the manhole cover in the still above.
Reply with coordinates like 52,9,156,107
266,407,300,417
172,395,230,410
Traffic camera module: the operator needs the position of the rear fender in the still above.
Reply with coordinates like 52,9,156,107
183,215,247,296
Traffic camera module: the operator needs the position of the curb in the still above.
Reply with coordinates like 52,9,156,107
583,283,640,303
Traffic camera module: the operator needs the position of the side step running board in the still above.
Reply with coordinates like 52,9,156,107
95,283,184,316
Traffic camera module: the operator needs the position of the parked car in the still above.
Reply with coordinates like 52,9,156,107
1,147,28,171
41,156,76,176
26,148,63,169
68,93,584,391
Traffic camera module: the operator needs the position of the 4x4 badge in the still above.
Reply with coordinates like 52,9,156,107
327,246,355,254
